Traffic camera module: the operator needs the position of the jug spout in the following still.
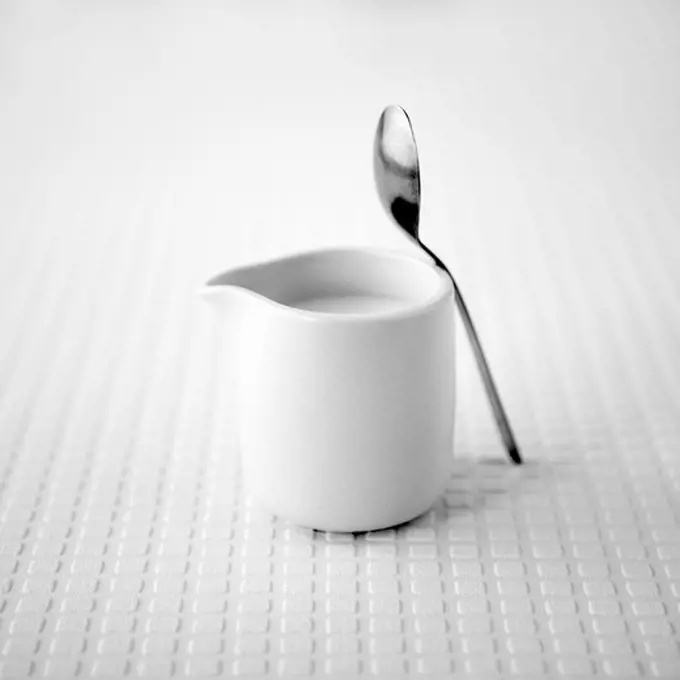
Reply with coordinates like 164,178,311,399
198,285,248,318
199,261,277,319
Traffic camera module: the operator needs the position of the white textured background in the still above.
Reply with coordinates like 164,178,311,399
0,1,679,678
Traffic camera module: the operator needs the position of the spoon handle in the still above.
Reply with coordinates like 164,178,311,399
420,242,522,464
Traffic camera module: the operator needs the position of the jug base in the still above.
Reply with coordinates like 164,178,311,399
252,494,442,534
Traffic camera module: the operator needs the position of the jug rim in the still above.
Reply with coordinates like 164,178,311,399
205,246,453,323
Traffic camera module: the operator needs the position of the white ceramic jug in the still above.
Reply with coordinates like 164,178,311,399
201,248,455,532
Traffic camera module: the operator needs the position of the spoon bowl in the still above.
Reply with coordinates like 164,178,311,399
373,106,421,241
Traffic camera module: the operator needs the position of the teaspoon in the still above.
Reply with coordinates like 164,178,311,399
373,105,522,465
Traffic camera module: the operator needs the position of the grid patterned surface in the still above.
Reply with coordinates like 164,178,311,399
1,2,680,678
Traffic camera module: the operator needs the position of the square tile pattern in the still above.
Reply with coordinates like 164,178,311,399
1,453,679,679
1,180,680,678
1,177,680,678
2,217,680,680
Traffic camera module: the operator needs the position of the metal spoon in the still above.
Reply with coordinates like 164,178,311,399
374,105,522,465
